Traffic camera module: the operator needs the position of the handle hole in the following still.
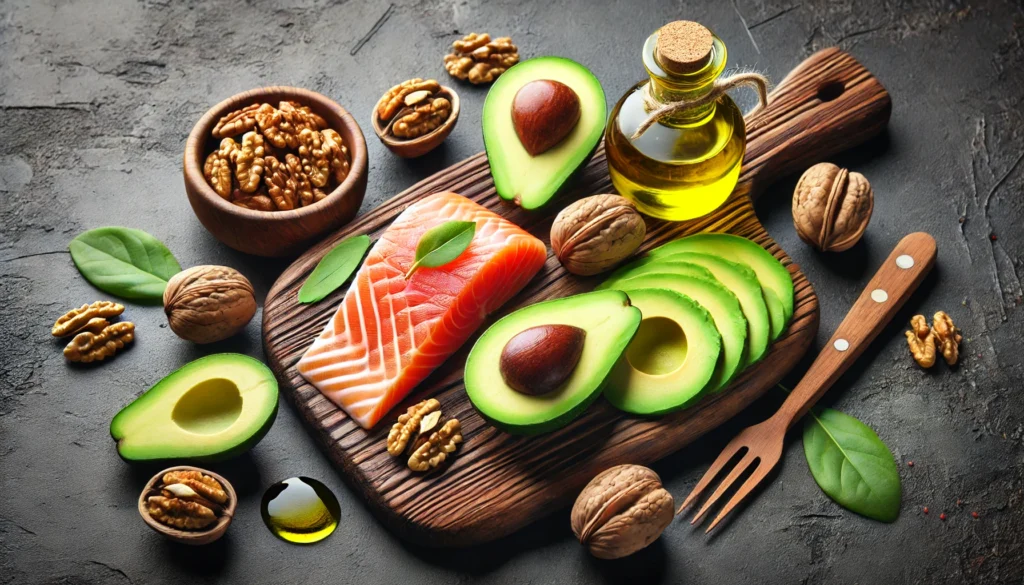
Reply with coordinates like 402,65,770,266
817,81,845,102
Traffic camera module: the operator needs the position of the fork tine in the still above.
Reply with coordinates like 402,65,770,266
678,444,748,513
704,459,776,533
690,451,758,525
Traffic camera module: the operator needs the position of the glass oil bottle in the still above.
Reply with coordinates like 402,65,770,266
606,21,746,221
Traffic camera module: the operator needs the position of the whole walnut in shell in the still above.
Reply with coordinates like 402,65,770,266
551,195,646,276
792,162,873,252
571,464,674,559
164,266,257,344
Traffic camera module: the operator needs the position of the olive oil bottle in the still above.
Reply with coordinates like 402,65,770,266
606,21,746,221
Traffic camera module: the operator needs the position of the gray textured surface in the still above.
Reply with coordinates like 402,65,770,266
1,0,1023,583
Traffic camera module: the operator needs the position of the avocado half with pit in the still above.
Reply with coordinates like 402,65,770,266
483,56,606,210
605,288,722,415
111,353,279,462
465,290,641,434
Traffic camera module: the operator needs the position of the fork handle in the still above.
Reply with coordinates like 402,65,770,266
775,232,937,428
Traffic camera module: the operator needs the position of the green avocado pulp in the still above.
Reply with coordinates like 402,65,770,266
483,56,606,210
626,317,688,376
111,353,279,462
465,290,641,434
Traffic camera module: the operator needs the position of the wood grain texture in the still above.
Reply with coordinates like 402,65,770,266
262,48,890,547
183,86,369,257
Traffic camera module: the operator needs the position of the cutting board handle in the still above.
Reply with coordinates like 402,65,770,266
738,48,891,201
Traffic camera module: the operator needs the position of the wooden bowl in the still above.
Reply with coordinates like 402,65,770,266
184,87,368,257
371,86,460,158
138,465,237,546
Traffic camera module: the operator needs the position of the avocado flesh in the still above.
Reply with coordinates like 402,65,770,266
482,57,606,210
602,254,770,365
465,290,641,434
110,354,279,462
647,234,794,337
605,289,722,415
605,273,747,392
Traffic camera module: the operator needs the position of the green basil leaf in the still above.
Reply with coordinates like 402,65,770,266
298,234,372,304
405,220,476,278
802,408,901,522
69,227,181,304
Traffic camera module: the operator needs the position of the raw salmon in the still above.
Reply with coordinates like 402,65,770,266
296,192,548,429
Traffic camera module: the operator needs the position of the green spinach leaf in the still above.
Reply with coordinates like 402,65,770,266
298,234,372,304
405,220,476,278
69,227,181,303
803,408,901,522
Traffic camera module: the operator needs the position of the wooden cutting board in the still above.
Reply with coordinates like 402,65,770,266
263,48,890,547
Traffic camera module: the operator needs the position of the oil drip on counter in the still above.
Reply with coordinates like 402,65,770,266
261,477,340,544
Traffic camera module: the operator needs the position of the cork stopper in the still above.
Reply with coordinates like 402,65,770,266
656,21,713,75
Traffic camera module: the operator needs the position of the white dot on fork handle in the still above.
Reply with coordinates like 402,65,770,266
871,289,889,303
896,255,915,269
834,339,850,351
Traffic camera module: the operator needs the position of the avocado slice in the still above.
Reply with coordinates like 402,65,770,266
646,234,795,337
465,290,641,434
482,57,606,209
601,254,770,365
110,354,278,462
605,289,722,415
604,273,747,392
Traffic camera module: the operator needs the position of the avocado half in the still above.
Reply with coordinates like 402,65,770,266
483,56,606,210
605,288,722,415
110,353,279,462
465,290,641,434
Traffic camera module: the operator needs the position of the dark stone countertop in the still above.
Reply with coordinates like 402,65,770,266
1,0,1022,583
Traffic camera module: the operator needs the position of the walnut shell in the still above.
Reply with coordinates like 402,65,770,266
571,464,674,559
792,162,873,252
551,195,646,276
163,265,257,344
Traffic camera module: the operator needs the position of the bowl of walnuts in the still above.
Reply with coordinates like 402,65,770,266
184,87,368,257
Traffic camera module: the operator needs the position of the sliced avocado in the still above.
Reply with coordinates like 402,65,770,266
483,57,606,209
605,273,746,392
647,234,794,338
605,288,722,415
602,254,770,364
465,290,641,434
111,354,278,462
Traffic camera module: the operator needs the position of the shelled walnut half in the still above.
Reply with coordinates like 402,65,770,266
376,78,453,140
444,33,519,84
386,398,461,472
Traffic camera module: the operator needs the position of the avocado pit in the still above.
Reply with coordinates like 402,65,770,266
511,79,581,156
500,324,586,395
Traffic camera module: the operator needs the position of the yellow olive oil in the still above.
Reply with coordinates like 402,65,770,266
261,477,340,544
606,23,746,221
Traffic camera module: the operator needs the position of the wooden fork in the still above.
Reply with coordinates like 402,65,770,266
679,232,937,532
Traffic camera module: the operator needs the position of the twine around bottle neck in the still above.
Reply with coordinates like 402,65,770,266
630,72,770,141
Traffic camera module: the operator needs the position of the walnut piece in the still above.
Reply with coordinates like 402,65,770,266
63,321,135,363
551,195,647,275
297,128,331,188
232,191,275,212
264,155,299,211
147,496,217,530
163,265,257,344
321,128,351,184
234,131,265,193
203,138,240,200
571,464,674,559
52,300,124,337
257,101,327,150
906,314,936,368
162,470,228,505
392,97,452,139
378,78,442,121
212,103,260,138
387,398,441,456
793,162,873,252
444,33,519,84
932,311,962,366
408,418,462,472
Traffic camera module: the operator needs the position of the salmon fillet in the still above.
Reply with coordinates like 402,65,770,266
297,192,548,429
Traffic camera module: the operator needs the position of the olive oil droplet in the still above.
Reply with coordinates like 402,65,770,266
261,477,340,544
